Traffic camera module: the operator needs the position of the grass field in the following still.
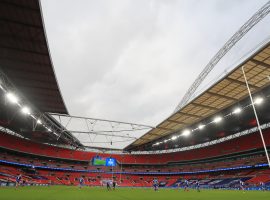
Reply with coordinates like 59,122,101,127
0,186,269,200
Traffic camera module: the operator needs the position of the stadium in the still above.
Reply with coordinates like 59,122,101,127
0,0,270,200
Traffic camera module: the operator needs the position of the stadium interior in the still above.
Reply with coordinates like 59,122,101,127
0,0,270,197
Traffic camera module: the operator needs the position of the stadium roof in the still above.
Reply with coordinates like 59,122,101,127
0,0,83,147
127,41,270,149
0,0,68,114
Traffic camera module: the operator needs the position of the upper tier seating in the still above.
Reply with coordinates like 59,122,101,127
1,129,270,164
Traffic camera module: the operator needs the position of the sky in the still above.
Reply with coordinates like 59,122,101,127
40,0,270,149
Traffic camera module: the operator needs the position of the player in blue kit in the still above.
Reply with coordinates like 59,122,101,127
184,179,189,192
15,174,22,188
239,180,245,192
78,177,84,189
152,178,159,191
260,181,265,191
195,180,200,192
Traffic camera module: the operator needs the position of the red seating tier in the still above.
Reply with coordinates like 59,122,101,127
1,129,270,164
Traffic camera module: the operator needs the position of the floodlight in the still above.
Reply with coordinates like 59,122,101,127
21,106,31,115
182,129,191,137
37,119,42,124
198,124,205,130
171,136,177,140
254,97,263,105
6,92,18,104
213,116,222,123
233,107,241,114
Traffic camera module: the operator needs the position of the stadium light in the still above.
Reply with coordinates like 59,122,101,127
182,129,191,137
171,136,177,140
21,106,31,115
198,124,205,130
6,92,19,104
213,116,222,123
254,97,263,105
232,107,242,114
47,128,51,132
37,119,42,125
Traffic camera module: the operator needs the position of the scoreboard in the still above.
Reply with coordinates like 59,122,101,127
92,156,116,167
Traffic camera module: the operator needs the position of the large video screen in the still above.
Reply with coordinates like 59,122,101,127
92,157,106,166
106,157,116,166
92,156,116,167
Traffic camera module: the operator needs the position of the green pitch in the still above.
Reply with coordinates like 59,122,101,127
0,186,269,200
